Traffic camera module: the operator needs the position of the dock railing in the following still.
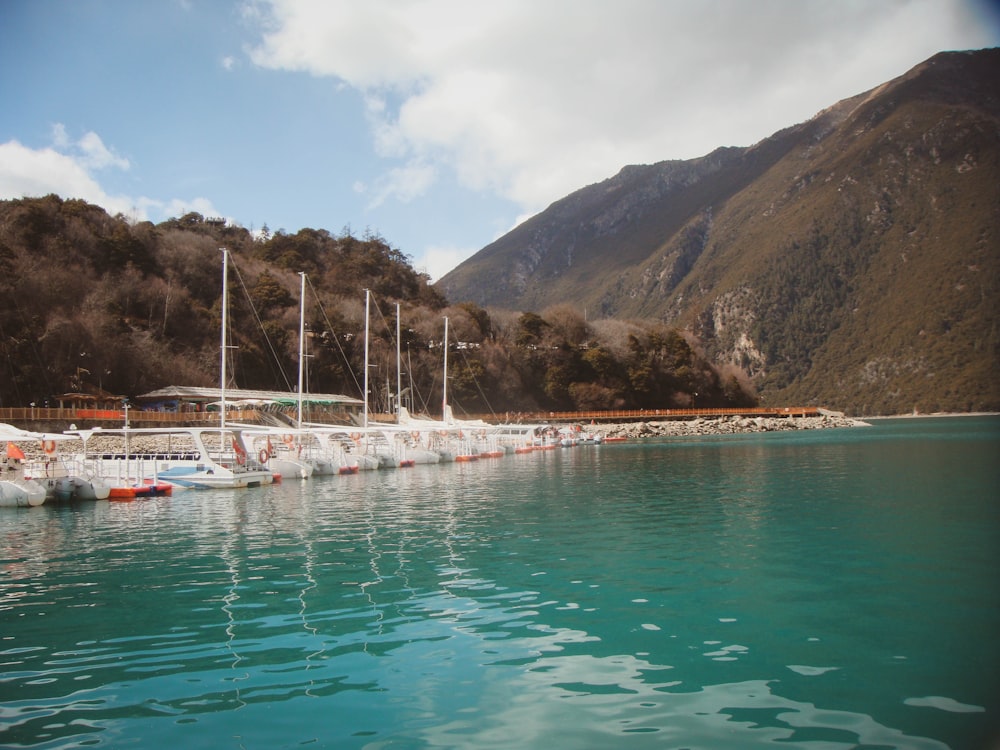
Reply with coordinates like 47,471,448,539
488,406,820,423
443,406,822,424
0,405,821,431
0,407,354,430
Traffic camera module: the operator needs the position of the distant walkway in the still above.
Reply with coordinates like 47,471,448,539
0,405,824,432
469,406,824,424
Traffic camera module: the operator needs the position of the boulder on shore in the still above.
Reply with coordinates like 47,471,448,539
592,415,868,440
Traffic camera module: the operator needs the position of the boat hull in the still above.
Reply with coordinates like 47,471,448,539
107,481,173,500
155,465,274,489
0,479,46,507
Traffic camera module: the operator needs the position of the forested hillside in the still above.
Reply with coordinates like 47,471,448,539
0,195,755,415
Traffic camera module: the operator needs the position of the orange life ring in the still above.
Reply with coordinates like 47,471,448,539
350,432,361,442
41,439,57,455
258,448,269,464
411,430,420,440
282,434,295,447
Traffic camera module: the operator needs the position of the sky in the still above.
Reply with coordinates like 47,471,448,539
2,1,998,282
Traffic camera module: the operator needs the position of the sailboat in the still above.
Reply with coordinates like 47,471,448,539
0,423,112,502
303,288,380,471
71,250,275,491
390,315,488,462
382,301,441,465
243,272,319,479
212,248,276,487
357,289,411,469
0,424,48,506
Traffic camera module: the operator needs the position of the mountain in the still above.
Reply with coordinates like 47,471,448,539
436,49,1000,415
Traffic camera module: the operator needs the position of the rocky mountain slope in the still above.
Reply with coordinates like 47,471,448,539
437,49,1000,414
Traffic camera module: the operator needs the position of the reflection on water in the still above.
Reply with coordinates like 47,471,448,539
1,418,997,748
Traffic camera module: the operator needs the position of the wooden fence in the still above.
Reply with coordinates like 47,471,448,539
468,406,821,423
0,405,822,431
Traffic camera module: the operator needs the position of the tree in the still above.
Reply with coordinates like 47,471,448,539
516,312,548,347
252,271,294,312
541,304,589,346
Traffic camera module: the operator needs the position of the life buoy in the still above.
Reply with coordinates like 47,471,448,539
350,432,361,442
282,434,295,448
258,448,269,464
411,430,420,439
41,439,57,455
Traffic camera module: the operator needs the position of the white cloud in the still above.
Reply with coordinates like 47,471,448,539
366,162,437,208
76,130,131,171
153,197,226,220
413,244,476,283
247,0,999,215
0,139,136,216
49,124,130,171
51,123,71,150
0,128,221,224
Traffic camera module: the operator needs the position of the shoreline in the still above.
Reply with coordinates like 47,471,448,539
588,414,870,440
862,411,999,420
7,413,992,461
586,411,998,440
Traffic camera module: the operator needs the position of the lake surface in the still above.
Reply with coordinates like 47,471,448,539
1,416,997,749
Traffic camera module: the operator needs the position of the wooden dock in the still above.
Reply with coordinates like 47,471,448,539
484,406,823,424
0,405,824,432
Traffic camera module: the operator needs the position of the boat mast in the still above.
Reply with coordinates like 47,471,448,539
442,316,449,420
297,272,306,429
220,248,228,430
396,302,402,421
363,289,370,430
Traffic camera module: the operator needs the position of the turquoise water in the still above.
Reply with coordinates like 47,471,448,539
1,417,997,749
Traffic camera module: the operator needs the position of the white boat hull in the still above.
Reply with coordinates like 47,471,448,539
0,479,46,507
267,455,313,479
38,476,112,502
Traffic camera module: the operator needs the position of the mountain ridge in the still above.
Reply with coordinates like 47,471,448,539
436,48,1000,414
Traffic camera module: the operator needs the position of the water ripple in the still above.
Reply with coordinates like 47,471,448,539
1,420,997,748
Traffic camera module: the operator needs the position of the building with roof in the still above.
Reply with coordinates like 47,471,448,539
135,385,364,424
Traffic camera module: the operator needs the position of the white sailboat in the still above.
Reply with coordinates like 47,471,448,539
68,423,272,491
25,434,112,501
389,315,487,462
0,424,48,506
303,288,381,472
244,272,317,479
1,423,109,503
214,248,275,487
69,249,274,492
384,301,440,465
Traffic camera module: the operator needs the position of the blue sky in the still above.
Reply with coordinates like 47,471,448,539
2,1,998,282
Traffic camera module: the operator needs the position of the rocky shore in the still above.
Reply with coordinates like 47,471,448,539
8,414,868,461
589,413,869,440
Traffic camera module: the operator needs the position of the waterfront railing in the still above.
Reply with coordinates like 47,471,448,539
0,405,821,430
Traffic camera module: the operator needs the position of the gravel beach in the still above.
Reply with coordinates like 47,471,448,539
589,413,869,440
